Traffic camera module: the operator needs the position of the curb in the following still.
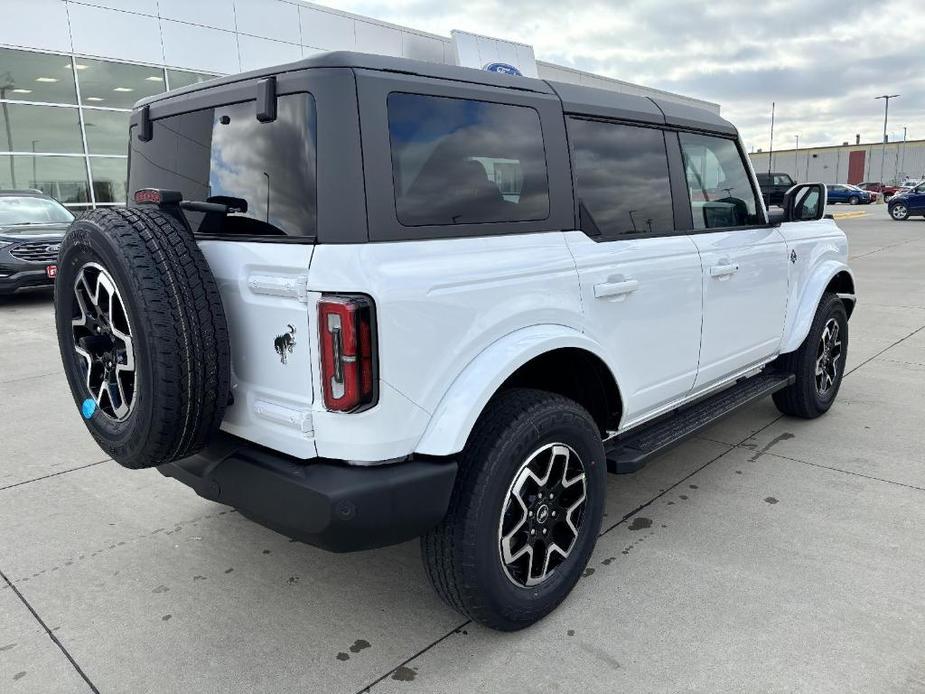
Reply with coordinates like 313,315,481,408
831,211,868,220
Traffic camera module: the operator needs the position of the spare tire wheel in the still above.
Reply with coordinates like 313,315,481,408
54,207,231,469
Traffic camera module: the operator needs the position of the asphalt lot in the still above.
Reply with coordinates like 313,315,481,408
2,204,924,693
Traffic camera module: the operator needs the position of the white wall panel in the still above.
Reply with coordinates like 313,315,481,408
69,3,163,63
71,0,155,15
355,21,402,57
237,34,301,71
299,6,355,51
0,0,71,52
234,0,300,44
158,0,236,31
161,20,239,74
402,32,445,64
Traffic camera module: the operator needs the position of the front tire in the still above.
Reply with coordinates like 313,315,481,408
421,388,606,631
848,195,859,205
890,203,909,221
773,293,848,418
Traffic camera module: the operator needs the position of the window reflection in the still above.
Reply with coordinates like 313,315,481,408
387,93,549,226
83,109,131,155
90,157,128,203
0,155,90,203
0,103,84,153
77,58,166,109
569,118,674,236
166,70,219,90
0,48,78,104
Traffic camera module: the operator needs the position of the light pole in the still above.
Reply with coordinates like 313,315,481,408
900,126,907,181
875,94,899,189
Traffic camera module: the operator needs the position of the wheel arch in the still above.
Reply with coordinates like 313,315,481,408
414,325,622,456
780,264,856,354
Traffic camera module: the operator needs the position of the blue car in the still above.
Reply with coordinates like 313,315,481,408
887,181,925,221
826,184,873,205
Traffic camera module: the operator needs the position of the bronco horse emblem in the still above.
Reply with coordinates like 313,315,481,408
274,324,296,364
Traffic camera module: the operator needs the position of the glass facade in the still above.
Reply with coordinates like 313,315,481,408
0,47,219,208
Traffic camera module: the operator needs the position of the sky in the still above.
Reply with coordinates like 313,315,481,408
325,0,924,153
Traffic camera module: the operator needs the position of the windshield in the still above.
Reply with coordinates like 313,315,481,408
0,196,74,225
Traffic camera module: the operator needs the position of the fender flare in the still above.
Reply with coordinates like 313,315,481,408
780,262,855,354
414,324,617,456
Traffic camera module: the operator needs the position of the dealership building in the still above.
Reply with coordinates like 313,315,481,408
1,0,717,210
749,139,925,187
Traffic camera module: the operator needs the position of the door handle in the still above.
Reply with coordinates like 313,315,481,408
709,263,740,278
593,279,639,299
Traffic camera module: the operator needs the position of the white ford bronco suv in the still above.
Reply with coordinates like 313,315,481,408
54,52,855,631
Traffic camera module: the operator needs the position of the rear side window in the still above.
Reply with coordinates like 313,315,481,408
129,93,317,238
679,132,762,229
386,93,549,226
568,118,674,237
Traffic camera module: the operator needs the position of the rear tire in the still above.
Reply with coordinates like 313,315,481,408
421,388,606,631
773,293,847,419
55,207,231,469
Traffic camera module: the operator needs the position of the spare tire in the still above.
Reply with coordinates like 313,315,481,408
54,207,231,469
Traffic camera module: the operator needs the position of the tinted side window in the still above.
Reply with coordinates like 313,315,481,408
386,93,549,226
129,93,317,237
679,132,762,229
568,118,674,237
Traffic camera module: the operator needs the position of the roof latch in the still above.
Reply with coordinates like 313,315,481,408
256,76,277,123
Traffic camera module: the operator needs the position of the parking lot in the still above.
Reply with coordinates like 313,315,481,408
1,204,923,693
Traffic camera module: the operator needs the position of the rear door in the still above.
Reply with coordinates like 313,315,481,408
677,131,789,390
565,117,703,424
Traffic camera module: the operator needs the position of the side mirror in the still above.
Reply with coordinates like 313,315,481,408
777,183,826,223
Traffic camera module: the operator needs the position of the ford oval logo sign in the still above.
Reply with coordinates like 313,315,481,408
483,62,523,76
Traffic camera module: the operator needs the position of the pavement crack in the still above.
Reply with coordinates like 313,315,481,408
746,449,925,493
0,566,100,694
0,458,111,493
846,323,925,377
356,620,470,693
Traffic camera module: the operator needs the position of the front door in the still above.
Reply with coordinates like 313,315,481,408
566,118,703,425
678,131,790,390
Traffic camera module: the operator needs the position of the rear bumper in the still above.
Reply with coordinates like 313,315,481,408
158,435,457,552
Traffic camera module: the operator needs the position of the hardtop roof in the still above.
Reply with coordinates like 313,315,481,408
136,51,736,136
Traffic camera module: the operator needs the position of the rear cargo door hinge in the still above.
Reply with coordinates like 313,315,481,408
248,273,311,303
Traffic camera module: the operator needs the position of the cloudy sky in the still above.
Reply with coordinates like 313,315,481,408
328,0,923,152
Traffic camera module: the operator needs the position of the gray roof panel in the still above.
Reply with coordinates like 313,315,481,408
649,97,737,136
547,81,665,125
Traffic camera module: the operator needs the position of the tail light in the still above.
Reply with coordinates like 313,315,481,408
318,294,377,412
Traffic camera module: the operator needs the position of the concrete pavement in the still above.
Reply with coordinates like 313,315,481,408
1,205,924,693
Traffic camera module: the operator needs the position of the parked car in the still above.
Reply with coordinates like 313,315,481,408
756,172,796,206
0,190,73,295
53,52,855,631
887,181,925,220
858,181,899,198
826,184,872,205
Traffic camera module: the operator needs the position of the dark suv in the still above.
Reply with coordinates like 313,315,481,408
756,172,796,206
0,190,73,294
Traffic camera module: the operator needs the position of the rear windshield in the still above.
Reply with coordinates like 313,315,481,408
128,93,317,238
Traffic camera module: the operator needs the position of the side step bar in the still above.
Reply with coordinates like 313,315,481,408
605,371,795,474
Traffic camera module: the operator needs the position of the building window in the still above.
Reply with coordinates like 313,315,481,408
76,58,166,110
0,48,78,104
166,70,218,90
386,93,549,226
568,118,674,237
90,157,128,204
0,154,90,203
0,103,84,153
83,109,131,155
